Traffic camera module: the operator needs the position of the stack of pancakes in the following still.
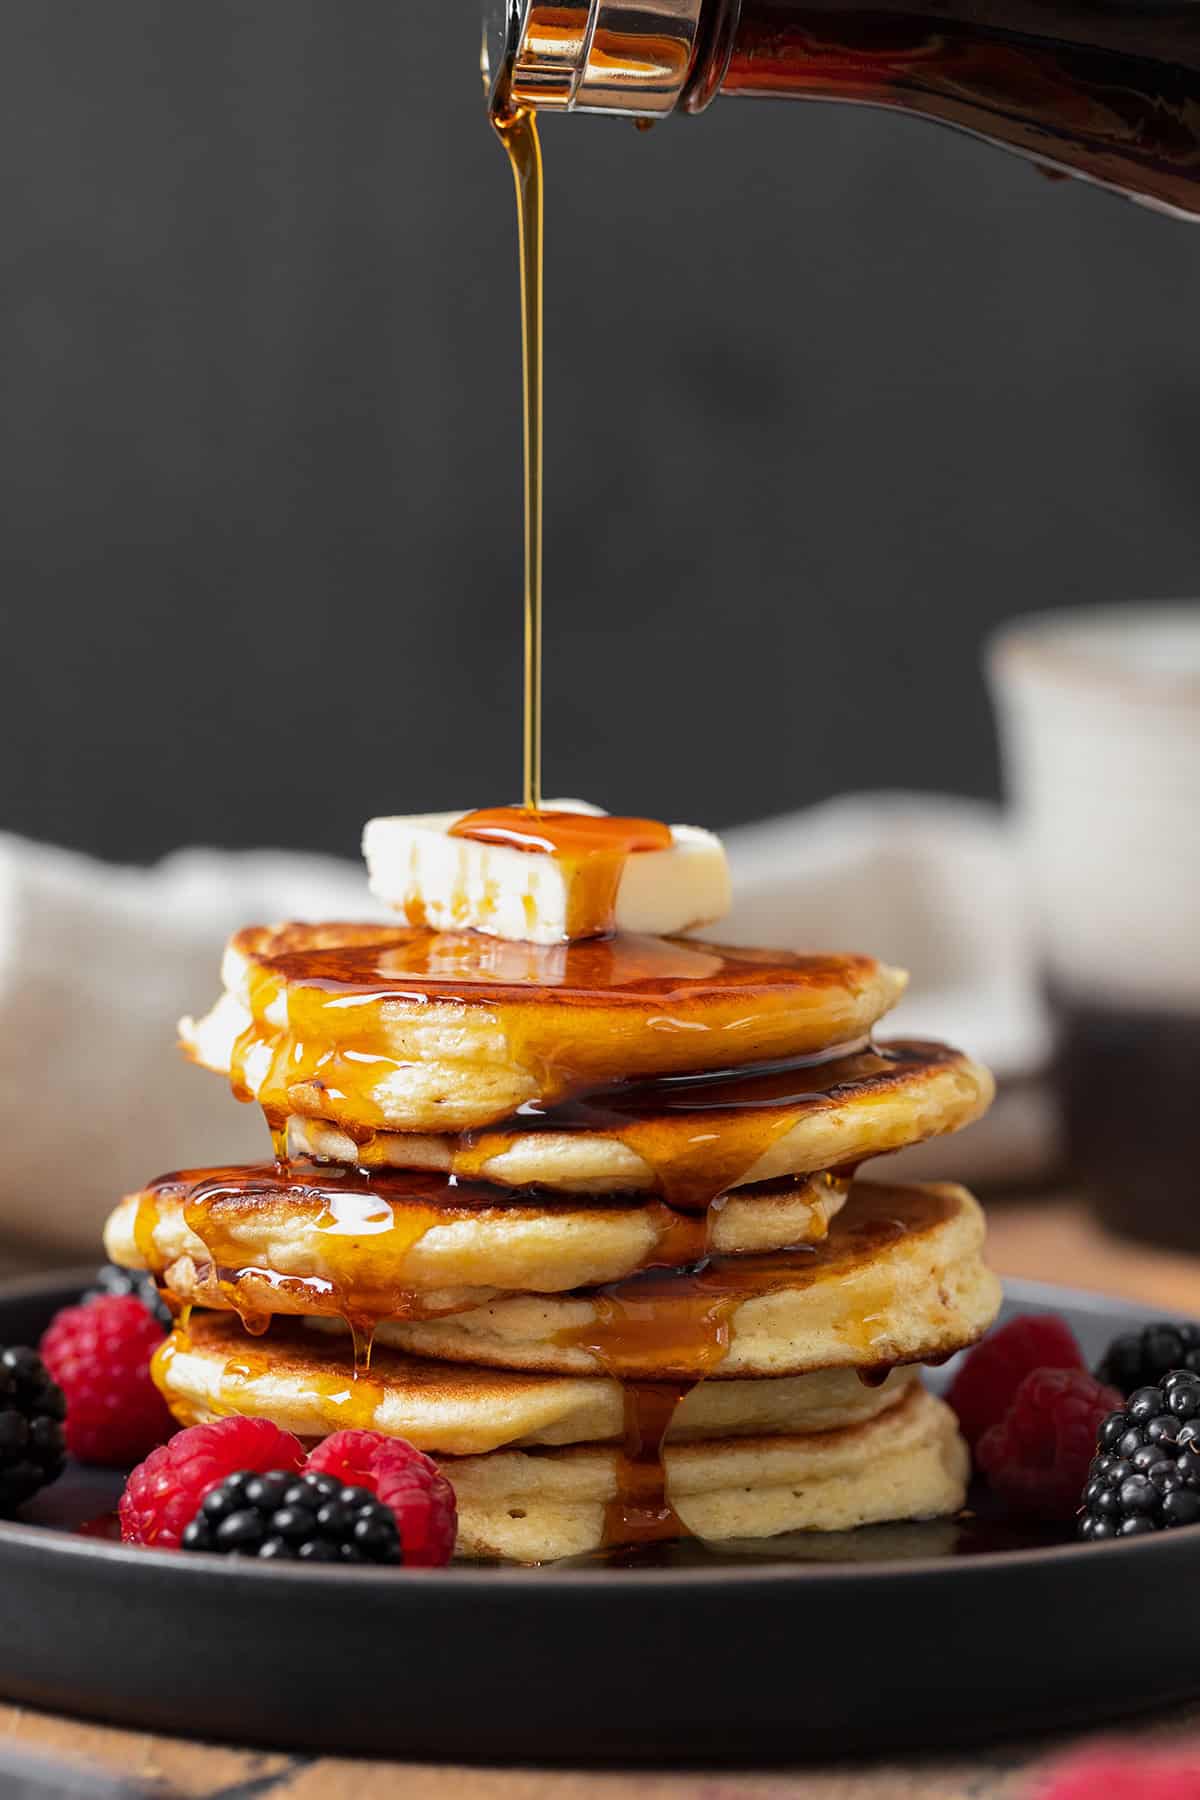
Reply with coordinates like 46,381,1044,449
106,900,1000,1562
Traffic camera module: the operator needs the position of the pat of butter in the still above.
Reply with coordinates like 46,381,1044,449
362,800,731,945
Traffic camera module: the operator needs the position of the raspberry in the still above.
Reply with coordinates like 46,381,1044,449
41,1296,174,1467
307,1430,457,1567
1037,1751,1200,1800
119,1417,306,1548
81,1264,172,1330
946,1313,1086,1449
977,1367,1122,1519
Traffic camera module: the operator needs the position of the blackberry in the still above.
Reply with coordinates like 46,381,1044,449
180,1469,402,1564
81,1264,171,1330
0,1346,67,1511
1097,1321,1200,1395
1080,1371,1200,1538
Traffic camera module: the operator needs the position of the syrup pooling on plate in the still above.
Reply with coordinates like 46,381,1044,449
450,808,675,939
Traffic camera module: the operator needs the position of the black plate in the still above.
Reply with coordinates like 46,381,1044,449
0,1270,1191,1763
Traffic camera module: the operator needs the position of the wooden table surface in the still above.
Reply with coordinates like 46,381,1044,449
7,1196,1200,1800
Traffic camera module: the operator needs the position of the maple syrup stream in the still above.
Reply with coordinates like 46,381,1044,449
489,95,684,1541
491,99,544,816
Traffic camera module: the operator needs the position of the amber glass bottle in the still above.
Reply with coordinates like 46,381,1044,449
713,0,1200,216
487,0,1200,217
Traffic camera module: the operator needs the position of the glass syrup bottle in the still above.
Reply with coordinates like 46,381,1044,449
484,0,1200,218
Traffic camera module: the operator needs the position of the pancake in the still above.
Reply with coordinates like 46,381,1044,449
104,1164,847,1320
363,1181,1001,1379
153,1308,919,1454
285,1039,994,1207
447,1384,968,1561
180,923,908,1134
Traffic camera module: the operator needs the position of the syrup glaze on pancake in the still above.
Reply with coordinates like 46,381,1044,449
193,921,906,1136
109,1160,847,1340
453,1039,991,1210
153,1307,919,1454
278,1036,992,1244
551,1183,950,1377
252,923,883,1009
370,1181,1000,1382
131,1161,524,1347
160,1181,990,1545
144,1176,993,1550
125,1154,851,1548
169,921,986,1556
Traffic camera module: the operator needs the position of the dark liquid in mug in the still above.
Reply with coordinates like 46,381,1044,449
1051,985,1200,1251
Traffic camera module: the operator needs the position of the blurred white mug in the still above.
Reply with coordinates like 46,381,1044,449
988,603,1200,1248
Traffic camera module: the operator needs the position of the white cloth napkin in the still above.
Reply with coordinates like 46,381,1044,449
722,795,1059,1189
0,834,376,1255
0,798,1058,1258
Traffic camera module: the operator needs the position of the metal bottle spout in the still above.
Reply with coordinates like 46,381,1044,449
482,0,712,118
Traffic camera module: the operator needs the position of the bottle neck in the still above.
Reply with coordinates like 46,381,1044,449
680,0,743,113
484,0,729,118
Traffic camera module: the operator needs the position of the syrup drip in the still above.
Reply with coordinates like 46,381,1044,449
554,1197,917,1380
348,1315,376,1378
449,807,675,939
152,1320,389,1436
175,1161,511,1326
607,1381,694,1548
565,1214,888,1549
132,1188,188,1337
137,1159,839,1328
224,923,893,1142
454,1038,921,1212
217,1347,274,1416
207,1352,389,1435
554,1196,915,1548
151,1335,202,1429
132,1189,160,1267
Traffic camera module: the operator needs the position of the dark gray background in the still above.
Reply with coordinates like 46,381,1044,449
2,2,1198,864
